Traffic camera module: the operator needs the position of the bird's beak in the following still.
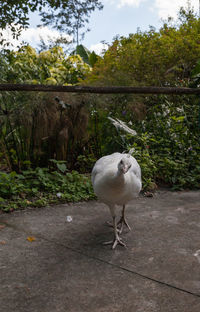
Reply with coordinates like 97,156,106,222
122,166,129,174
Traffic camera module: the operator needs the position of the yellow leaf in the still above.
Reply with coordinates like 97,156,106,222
27,236,36,242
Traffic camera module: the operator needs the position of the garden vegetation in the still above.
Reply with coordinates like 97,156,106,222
0,7,200,211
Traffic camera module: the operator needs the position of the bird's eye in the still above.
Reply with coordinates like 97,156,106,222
120,160,123,164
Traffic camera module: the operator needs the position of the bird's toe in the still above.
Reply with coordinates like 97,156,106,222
103,235,126,249
112,237,126,249
117,217,131,234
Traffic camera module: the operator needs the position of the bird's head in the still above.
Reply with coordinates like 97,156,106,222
118,156,132,174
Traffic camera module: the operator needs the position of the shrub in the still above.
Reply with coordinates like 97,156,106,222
0,164,95,212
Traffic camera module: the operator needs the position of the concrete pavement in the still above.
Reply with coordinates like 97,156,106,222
0,190,200,311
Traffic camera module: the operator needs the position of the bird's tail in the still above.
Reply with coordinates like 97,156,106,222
128,147,135,155
121,147,135,156
108,117,137,136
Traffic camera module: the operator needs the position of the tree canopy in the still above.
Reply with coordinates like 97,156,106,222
85,8,200,88
0,0,103,45
40,0,103,45
3,45,91,85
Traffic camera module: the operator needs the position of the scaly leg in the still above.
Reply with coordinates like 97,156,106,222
103,216,126,249
103,205,126,249
117,204,131,234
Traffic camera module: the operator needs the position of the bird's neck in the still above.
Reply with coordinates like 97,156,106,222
105,169,125,187
115,170,125,182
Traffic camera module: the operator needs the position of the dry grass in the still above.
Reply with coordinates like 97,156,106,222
30,92,89,165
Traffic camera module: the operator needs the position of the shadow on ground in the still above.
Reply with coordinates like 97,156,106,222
0,190,200,312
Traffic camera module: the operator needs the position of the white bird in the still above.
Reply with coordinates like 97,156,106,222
91,152,142,249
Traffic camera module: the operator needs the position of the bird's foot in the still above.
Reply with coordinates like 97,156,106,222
117,217,131,234
105,221,121,233
103,234,126,249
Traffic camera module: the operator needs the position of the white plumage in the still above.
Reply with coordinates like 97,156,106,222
91,152,142,249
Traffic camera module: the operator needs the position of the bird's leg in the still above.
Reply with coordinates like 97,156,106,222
112,216,126,249
117,204,131,234
103,205,126,249
103,216,126,249
104,204,116,228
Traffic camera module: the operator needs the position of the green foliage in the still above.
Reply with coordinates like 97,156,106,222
101,95,200,191
82,9,200,191
0,164,95,212
0,1,40,38
72,45,100,67
86,10,200,87
0,0,103,46
6,45,91,85
49,159,67,174
127,134,157,190
75,154,96,173
0,46,91,171
191,60,200,88
1,6,200,215
40,1,103,46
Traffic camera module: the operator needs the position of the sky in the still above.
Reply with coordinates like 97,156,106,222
1,0,199,54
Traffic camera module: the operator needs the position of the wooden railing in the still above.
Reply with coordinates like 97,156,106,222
0,83,200,95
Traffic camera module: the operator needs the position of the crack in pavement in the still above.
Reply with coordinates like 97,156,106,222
2,220,200,300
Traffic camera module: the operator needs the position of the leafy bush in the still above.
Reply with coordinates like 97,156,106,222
0,165,95,212
82,9,200,191
104,94,200,191
6,45,91,85
86,9,200,88
0,45,91,171
1,7,200,213
75,154,96,173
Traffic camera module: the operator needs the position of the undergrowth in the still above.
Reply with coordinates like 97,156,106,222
0,165,95,212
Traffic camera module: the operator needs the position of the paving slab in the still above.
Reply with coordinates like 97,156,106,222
0,190,200,312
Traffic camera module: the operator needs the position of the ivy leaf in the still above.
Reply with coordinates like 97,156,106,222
57,163,67,173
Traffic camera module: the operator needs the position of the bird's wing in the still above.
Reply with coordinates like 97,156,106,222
128,154,142,180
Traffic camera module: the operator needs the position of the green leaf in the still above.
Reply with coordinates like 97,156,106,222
73,45,91,64
56,163,67,173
